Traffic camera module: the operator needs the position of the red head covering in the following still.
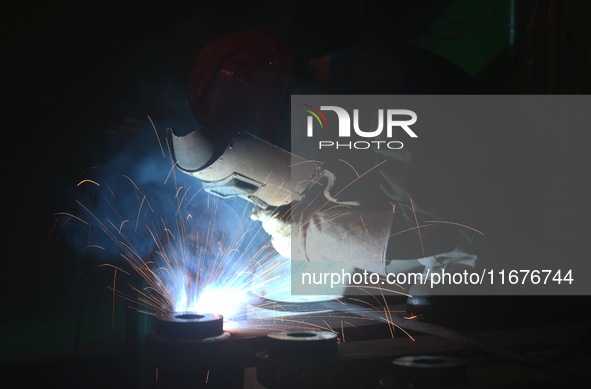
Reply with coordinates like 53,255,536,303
188,29,293,141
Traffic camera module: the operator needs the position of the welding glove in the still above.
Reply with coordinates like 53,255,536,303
250,204,297,260
250,161,480,284
251,203,394,275
250,166,396,276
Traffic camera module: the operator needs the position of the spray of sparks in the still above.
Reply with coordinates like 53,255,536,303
53,121,283,320
51,117,468,341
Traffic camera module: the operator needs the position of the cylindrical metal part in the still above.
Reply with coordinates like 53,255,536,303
266,330,338,359
256,330,341,389
145,311,239,388
154,311,223,339
380,354,467,388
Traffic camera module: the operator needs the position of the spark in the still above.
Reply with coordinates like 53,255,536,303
54,212,89,226
388,223,438,237
63,153,276,320
147,115,165,158
118,220,129,233
97,263,130,275
337,158,360,177
424,220,485,235
77,179,100,187
55,118,467,342
82,244,105,252
409,197,425,258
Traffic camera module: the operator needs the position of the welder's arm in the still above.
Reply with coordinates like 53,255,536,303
251,201,395,276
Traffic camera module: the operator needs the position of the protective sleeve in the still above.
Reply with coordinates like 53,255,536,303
291,202,395,276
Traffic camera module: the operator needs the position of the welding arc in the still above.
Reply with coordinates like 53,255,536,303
256,298,591,366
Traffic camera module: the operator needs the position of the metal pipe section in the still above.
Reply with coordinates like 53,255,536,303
145,311,239,388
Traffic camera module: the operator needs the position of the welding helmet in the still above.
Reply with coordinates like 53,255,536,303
171,29,316,209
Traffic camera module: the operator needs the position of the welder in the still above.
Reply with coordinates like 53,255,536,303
170,29,549,302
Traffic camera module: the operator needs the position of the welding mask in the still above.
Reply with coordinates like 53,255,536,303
171,29,315,209
171,129,316,209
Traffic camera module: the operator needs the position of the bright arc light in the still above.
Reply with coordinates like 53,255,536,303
176,284,252,320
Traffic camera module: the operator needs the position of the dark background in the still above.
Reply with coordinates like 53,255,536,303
1,1,591,387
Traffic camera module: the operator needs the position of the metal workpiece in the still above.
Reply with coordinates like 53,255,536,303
265,330,338,359
380,355,468,388
154,311,224,339
140,305,591,388
256,330,345,389
145,311,239,388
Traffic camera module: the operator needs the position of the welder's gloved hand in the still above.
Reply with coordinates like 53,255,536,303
250,204,301,261
250,200,395,276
